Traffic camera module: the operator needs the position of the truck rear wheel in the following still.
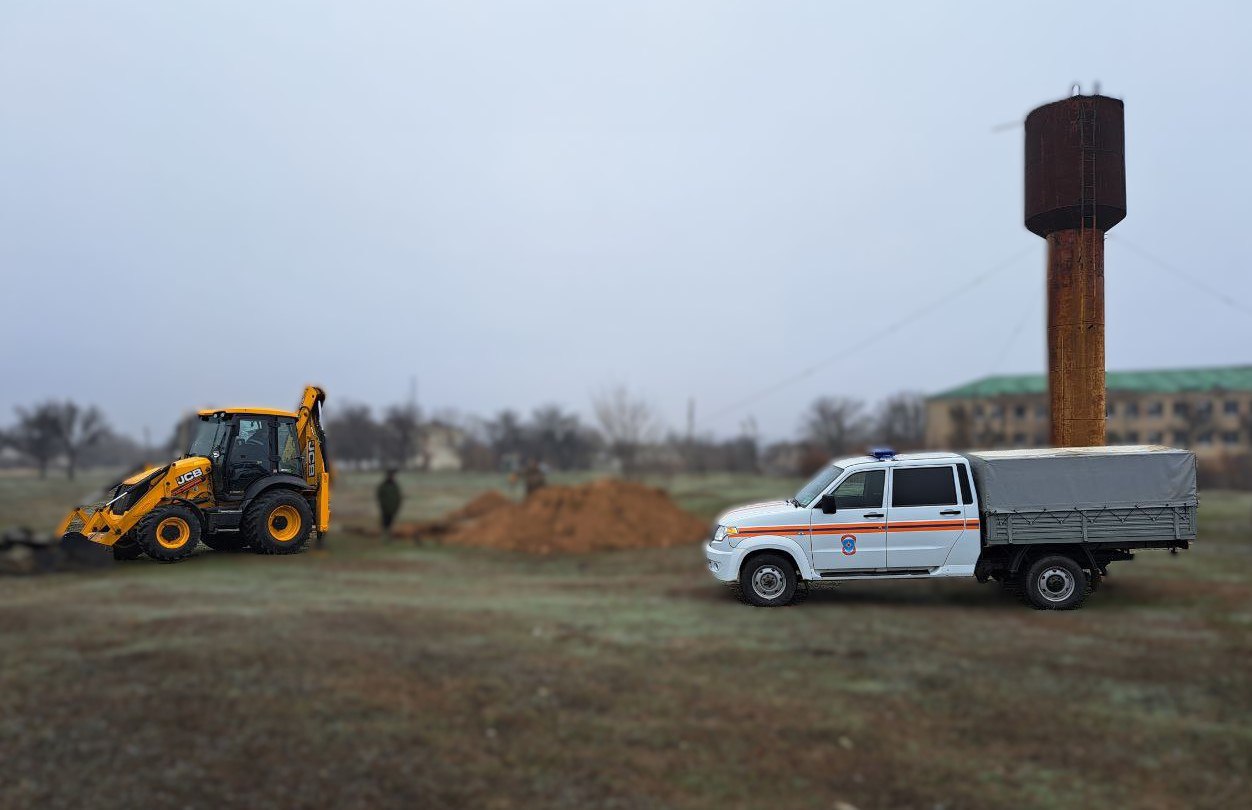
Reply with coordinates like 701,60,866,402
245,490,313,555
738,553,798,607
136,504,202,562
1023,554,1090,610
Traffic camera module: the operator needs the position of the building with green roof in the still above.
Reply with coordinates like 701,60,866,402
925,365,1252,454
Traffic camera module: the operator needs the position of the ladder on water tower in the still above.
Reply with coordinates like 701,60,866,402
1078,102,1098,231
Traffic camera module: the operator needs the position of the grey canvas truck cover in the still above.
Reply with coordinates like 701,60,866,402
962,446,1198,547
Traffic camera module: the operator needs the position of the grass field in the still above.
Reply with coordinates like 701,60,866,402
1,470,1250,809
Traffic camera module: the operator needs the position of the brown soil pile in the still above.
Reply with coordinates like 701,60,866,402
446,490,512,522
429,480,707,554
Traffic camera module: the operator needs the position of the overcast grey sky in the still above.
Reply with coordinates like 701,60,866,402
2,0,1249,442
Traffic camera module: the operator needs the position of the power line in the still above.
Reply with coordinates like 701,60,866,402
703,245,1037,427
1108,235,1252,317
986,295,1035,376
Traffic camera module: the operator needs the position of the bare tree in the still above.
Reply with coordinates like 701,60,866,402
325,402,386,467
484,409,528,466
876,391,927,450
801,396,867,456
80,429,145,470
529,404,598,470
49,402,109,479
8,402,62,477
382,402,422,469
592,386,659,476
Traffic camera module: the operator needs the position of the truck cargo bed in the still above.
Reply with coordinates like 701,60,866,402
962,446,1198,548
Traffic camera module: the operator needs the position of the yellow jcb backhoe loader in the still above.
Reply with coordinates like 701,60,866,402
57,386,331,563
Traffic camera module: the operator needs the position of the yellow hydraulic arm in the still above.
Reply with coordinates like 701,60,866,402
295,385,331,533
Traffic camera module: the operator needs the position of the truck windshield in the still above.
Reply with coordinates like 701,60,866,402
794,465,844,508
188,416,229,458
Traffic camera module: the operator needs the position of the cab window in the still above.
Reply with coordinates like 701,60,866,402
276,419,302,475
891,466,958,507
956,465,974,505
228,417,274,491
233,419,271,461
188,416,229,458
831,470,885,510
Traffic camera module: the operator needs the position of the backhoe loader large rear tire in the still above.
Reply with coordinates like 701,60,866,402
136,504,202,563
245,491,313,555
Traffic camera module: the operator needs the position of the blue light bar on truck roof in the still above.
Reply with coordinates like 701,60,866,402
870,447,896,460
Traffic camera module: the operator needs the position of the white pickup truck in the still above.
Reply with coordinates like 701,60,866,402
704,446,1198,610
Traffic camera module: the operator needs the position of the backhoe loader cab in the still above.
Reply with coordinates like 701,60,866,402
58,386,331,563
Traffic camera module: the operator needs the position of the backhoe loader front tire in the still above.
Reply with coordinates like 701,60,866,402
136,504,202,562
245,491,313,555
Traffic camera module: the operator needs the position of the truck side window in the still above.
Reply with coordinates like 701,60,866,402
892,466,957,507
956,465,974,505
831,470,885,509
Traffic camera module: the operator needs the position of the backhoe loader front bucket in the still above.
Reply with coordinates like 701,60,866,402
54,506,116,568
59,531,114,568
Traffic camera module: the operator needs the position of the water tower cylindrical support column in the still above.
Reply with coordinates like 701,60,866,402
1046,227,1105,446
1024,93,1126,448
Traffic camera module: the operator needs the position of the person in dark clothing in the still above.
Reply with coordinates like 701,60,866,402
522,459,546,498
376,469,402,541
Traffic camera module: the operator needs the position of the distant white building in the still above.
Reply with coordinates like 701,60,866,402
418,422,464,471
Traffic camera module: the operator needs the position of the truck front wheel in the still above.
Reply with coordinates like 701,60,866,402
739,553,798,607
1023,554,1090,610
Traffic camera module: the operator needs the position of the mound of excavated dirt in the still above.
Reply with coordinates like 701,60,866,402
446,490,513,522
432,480,707,554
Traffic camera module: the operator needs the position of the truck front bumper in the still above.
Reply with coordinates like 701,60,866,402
704,541,739,583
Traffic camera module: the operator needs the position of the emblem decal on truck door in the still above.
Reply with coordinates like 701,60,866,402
841,534,857,556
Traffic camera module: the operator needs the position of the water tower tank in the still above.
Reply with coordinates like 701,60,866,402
1024,95,1126,236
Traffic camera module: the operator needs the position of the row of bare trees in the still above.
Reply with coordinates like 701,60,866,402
321,402,424,468
799,392,927,456
0,401,134,479
1,389,929,478
459,405,604,472
327,388,644,473
325,388,927,476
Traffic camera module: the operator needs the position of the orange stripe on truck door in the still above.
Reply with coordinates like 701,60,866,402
735,518,978,536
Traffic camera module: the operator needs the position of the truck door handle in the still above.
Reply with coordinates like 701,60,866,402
863,512,884,519
939,509,961,515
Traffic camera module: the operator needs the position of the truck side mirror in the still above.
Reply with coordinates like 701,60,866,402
818,494,839,514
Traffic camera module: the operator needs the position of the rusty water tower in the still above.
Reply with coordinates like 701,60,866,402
1025,92,1126,447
